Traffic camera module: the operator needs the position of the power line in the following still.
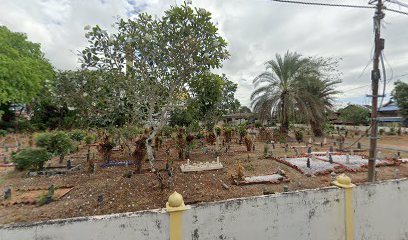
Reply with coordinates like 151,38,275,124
384,7,408,15
269,0,408,15
269,0,376,9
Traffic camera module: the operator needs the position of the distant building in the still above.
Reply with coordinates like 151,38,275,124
221,113,258,125
377,101,407,126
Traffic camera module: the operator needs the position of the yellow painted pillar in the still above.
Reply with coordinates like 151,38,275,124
166,191,187,240
332,174,356,240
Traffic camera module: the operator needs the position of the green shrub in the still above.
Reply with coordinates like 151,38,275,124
295,130,304,142
35,132,53,149
84,134,96,145
12,148,51,171
35,131,75,155
215,126,221,137
163,126,174,137
69,130,87,142
0,129,7,137
16,120,37,132
255,121,262,128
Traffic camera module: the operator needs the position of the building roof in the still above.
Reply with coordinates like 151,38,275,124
378,101,400,112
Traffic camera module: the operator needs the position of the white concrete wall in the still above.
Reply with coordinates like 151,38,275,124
183,187,345,240
2,179,408,240
0,210,169,240
354,179,408,240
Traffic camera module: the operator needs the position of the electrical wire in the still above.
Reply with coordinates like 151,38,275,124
269,0,376,9
268,0,408,15
385,7,408,15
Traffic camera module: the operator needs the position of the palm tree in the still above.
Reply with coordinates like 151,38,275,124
250,51,340,136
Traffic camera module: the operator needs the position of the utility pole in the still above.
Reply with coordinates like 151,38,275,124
368,0,385,182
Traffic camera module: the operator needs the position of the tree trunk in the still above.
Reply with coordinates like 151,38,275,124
280,93,289,134
310,120,324,137
146,130,157,170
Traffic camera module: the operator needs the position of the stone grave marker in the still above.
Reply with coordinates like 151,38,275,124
66,159,72,169
329,154,334,164
4,187,11,200
98,194,104,207
394,169,400,179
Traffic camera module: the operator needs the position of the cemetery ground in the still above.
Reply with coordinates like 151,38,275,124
1,132,408,224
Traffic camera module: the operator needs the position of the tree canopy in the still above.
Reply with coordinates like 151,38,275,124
338,104,370,125
392,81,408,119
250,51,341,136
0,26,54,105
80,3,229,168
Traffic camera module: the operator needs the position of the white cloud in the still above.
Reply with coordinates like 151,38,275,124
1,0,407,108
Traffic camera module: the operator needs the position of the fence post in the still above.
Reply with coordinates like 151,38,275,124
332,174,355,240
166,191,187,240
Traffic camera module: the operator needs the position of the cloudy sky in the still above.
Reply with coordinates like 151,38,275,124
1,0,407,109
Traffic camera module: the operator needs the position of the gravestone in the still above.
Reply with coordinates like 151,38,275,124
331,172,336,181
66,159,72,170
98,194,104,207
394,169,400,179
4,187,11,200
329,154,333,164
124,170,132,178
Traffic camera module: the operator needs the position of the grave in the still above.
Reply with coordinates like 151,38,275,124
316,154,394,172
180,157,223,173
1,186,73,206
275,156,342,175
99,160,134,167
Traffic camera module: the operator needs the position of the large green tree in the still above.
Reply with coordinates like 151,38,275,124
81,3,229,168
0,26,54,112
250,51,340,135
392,81,408,119
338,104,370,125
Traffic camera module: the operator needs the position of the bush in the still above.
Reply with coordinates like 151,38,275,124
295,130,304,142
35,131,75,156
255,121,262,128
69,130,87,142
215,126,221,137
35,132,53,149
0,129,7,137
12,148,51,171
84,134,96,145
